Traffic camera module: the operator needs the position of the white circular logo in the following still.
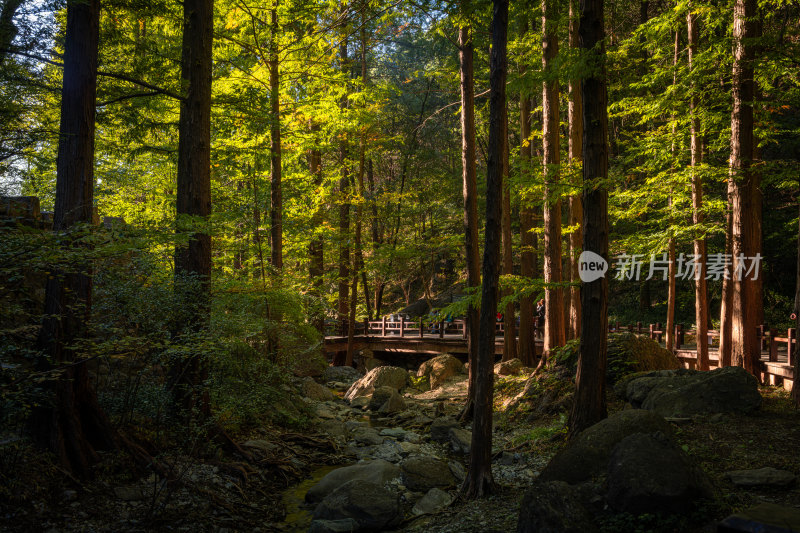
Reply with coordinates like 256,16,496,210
578,251,608,283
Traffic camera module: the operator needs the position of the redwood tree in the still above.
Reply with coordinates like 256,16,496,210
32,0,117,476
567,0,583,340
462,0,507,499
569,0,609,437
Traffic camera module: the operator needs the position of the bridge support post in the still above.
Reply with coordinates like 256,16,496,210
400,316,405,338
637,321,642,334
381,316,386,336
649,323,654,339
439,320,444,339
769,328,778,362
758,324,768,352
788,328,795,366
675,323,683,350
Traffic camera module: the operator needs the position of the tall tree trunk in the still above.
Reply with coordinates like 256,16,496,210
502,102,517,362
688,5,709,370
0,0,23,67
665,30,679,353
308,126,324,334
269,4,282,270
569,0,609,438
458,12,480,422
32,0,116,477
792,200,800,407
335,31,350,365
518,17,536,367
567,0,583,341
719,177,733,366
542,0,564,355
461,0,507,499
730,0,761,374
172,0,214,415
357,25,371,321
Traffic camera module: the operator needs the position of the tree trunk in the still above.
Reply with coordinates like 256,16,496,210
458,13,480,422
172,0,214,416
792,200,800,407
542,0,564,355
31,0,116,477
461,0,507,500
688,5,709,370
569,0,609,438
567,0,583,341
719,177,733,367
308,126,324,334
0,0,23,67
269,5,282,270
335,32,350,365
729,0,761,374
518,17,536,367
502,102,517,362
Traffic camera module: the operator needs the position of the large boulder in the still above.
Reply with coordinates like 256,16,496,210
412,488,453,516
312,480,402,531
400,456,456,491
725,467,796,488
305,460,400,503
495,358,524,376
606,432,714,515
619,366,762,417
345,366,409,402
367,386,406,413
429,417,460,444
417,354,466,390
540,410,673,484
323,365,363,385
302,377,338,402
517,481,598,533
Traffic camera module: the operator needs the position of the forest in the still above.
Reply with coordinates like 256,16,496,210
1,0,800,530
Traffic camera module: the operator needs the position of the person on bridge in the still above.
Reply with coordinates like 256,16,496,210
536,299,545,339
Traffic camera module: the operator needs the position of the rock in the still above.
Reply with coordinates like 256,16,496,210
495,358,524,376
497,452,515,465
318,420,348,441
241,439,279,455
606,432,714,515
350,396,370,409
315,405,337,419
517,481,598,533
404,431,421,443
430,416,460,444
540,409,674,484
305,460,401,503
372,440,404,463
312,480,402,531
417,354,466,390
380,428,407,439
448,460,466,481
401,456,456,491
114,486,145,501
365,358,388,372
345,366,409,402
368,386,396,411
725,467,796,488
620,366,762,417
379,391,407,414
412,488,453,516
303,377,338,401
322,365,363,384
449,427,471,454
399,441,421,456
352,427,384,446
717,502,800,533
308,518,361,533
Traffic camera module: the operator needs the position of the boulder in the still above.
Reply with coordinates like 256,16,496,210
351,427,384,446
606,432,714,515
718,503,800,533
367,386,406,413
429,416,460,444
540,409,673,484
495,358,524,376
345,366,409,402
620,366,762,417
412,488,453,516
312,480,402,531
303,377,338,402
449,427,471,455
378,391,407,414
379,428,407,439
417,354,466,390
308,518,361,533
323,365,363,385
317,420,348,441
305,460,400,503
401,456,456,491
517,481,598,533
725,467,796,488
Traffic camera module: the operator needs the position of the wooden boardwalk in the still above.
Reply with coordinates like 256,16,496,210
323,318,795,389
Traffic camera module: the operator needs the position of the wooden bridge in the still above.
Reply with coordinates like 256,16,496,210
323,317,796,389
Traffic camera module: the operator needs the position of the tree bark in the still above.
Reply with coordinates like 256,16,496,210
665,30,679,353
32,0,116,477
458,13,480,421
792,200,800,407
567,0,583,341
729,0,761,374
335,31,350,365
719,177,734,367
269,4,282,270
518,16,536,367
461,0,507,499
569,0,609,438
542,0,565,355
688,5,709,370
502,101,517,362
0,0,23,67
172,0,214,416
308,125,324,334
